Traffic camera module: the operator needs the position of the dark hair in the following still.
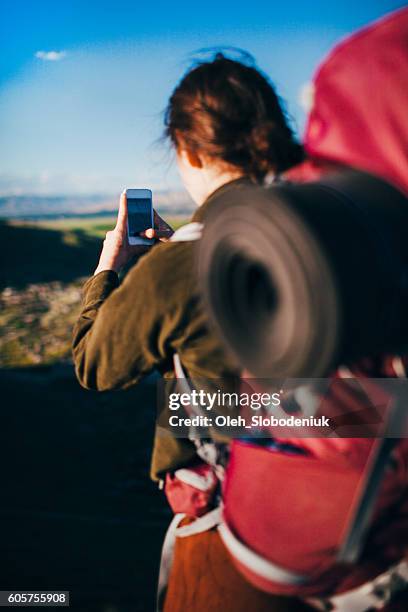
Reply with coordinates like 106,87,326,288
164,52,304,182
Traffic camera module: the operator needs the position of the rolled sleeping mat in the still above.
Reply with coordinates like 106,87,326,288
197,170,408,378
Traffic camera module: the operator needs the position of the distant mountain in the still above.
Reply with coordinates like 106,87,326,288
0,190,195,219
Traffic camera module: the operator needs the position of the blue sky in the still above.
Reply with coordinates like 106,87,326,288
0,0,404,196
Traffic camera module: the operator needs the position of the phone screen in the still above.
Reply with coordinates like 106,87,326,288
127,197,152,236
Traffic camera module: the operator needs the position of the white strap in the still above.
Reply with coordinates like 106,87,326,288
173,353,225,472
173,352,189,381
308,558,408,611
170,222,203,242
392,356,407,378
175,507,221,537
217,520,308,586
174,467,216,492
172,353,202,422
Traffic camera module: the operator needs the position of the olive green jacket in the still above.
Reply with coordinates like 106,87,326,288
72,180,242,480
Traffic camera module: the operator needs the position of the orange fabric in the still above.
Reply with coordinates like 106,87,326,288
163,521,313,612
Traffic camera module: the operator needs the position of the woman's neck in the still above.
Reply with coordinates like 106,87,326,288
195,167,245,206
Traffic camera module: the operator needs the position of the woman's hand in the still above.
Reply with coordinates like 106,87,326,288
142,209,174,241
94,191,173,275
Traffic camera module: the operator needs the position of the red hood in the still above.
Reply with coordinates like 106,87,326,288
293,8,408,195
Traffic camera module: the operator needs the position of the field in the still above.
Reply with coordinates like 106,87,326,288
0,215,187,367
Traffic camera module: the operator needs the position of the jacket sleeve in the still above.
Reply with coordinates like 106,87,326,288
72,254,172,391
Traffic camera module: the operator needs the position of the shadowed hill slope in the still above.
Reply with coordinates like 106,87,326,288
0,220,101,289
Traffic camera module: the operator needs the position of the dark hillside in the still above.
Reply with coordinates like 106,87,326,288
0,221,101,289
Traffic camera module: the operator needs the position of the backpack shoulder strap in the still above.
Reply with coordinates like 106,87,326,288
169,222,203,243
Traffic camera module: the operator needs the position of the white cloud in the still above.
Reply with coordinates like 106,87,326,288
35,50,67,62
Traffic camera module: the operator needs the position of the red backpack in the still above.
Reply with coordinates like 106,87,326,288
165,364,408,604
218,8,408,597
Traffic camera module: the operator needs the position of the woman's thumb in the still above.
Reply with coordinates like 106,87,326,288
115,190,128,231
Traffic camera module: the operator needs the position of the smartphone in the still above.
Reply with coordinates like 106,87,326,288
125,188,154,246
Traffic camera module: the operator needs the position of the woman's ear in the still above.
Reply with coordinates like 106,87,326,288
175,132,203,169
185,148,203,169
177,146,202,169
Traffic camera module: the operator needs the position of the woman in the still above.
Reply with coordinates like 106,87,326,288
73,53,305,611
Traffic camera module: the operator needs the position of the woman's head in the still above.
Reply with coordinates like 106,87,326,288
165,51,303,202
